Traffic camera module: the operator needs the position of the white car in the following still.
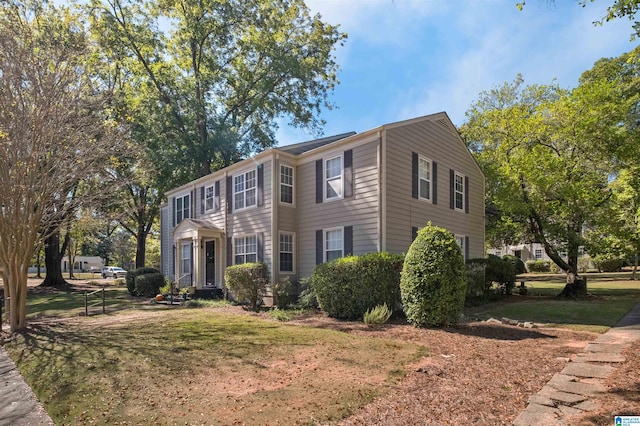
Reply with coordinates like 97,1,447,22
102,266,127,279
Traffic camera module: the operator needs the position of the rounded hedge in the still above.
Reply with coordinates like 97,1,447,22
503,255,526,275
134,273,166,298
125,267,160,296
311,252,404,320
400,223,466,327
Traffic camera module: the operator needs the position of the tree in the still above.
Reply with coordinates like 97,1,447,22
461,75,629,296
0,1,117,332
83,0,345,269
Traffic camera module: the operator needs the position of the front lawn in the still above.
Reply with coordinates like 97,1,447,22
467,275,640,332
4,310,427,425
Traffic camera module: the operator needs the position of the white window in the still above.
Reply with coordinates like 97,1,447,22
325,228,343,262
234,169,256,211
205,184,215,212
175,193,190,224
494,250,502,257
418,156,432,201
279,232,294,272
456,235,466,261
280,165,294,205
454,172,465,211
180,242,191,275
234,235,257,265
534,249,543,260
325,155,343,201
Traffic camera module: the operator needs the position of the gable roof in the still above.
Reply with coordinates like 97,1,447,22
277,132,356,155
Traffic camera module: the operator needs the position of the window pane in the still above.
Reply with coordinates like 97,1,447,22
326,157,341,179
246,188,256,207
280,253,293,272
235,192,244,210
281,185,292,204
419,179,430,200
326,250,342,262
281,166,293,185
456,193,463,209
235,175,244,192
419,158,430,180
246,254,257,263
235,255,244,265
245,170,256,189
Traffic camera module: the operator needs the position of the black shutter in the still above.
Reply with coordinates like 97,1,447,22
226,176,233,213
449,169,455,210
171,197,175,227
344,149,353,198
214,180,220,211
190,190,194,219
257,164,264,207
257,232,264,262
316,230,323,264
465,176,469,214
227,237,233,266
171,245,176,275
201,186,205,215
316,159,323,203
344,226,353,256
411,152,418,199
432,161,438,204
465,236,470,260
411,226,418,242
190,244,194,286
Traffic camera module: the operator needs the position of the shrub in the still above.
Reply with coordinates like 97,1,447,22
363,304,392,326
400,223,466,327
159,281,172,295
487,254,516,294
578,256,593,273
274,276,296,309
134,273,166,297
293,278,318,309
465,258,487,297
224,262,269,310
503,255,526,275
593,255,624,272
311,252,404,320
125,267,160,296
549,262,563,274
525,260,551,273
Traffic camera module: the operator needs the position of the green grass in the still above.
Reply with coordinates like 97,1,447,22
4,310,428,425
26,287,138,318
467,276,640,333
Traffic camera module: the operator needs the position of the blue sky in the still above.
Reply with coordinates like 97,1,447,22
276,0,639,146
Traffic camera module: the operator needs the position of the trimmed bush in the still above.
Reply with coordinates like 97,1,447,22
224,262,270,310
503,255,526,275
487,254,516,294
125,267,160,296
293,278,318,309
593,255,624,272
134,273,166,297
311,252,404,320
525,260,551,273
400,223,466,327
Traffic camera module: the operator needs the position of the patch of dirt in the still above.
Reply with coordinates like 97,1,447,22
284,312,598,425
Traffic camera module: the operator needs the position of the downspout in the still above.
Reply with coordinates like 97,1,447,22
271,152,278,304
223,171,228,290
379,130,386,252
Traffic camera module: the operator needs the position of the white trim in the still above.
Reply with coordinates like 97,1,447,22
324,154,344,202
233,167,257,212
278,231,296,274
175,193,191,224
204,184,216,213
233,234,258,265
454,170,465,212
418,155,433,203
324,226,344,262
279,164,295,206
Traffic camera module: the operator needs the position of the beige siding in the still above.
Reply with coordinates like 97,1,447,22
275,158,299,283
297,140,380,277
384,117,484,259
160,204,172,278
228,159,273,269
195,178,226,227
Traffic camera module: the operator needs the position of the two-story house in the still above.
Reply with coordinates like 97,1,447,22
160,112,485,300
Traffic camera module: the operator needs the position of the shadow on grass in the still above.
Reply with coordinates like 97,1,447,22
443,323,558,341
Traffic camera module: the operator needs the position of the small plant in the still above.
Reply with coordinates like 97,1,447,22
274,277,295,309
113,279,125,286
183,299,230,308
292,278,318,309
159,280,172,295
269,308,293,322
363,304,392,326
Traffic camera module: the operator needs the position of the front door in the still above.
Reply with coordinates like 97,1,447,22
205,240,215,286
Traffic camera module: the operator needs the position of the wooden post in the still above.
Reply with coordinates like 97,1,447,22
102,286,105,314
85,291,88,317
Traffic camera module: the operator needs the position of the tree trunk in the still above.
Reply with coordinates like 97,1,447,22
135,228,146,269
632,255,638,280
558,245,587,298
41,232,71,289
36,249,42,279
3,261,28,332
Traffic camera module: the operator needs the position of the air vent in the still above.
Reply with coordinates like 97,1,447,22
434,118,456,134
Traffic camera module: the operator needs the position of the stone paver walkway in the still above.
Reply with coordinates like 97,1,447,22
513,302,640,425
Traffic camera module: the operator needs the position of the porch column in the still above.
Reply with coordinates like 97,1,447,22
192,237,200,288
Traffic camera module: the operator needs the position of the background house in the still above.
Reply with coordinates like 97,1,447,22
160,112,485,301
